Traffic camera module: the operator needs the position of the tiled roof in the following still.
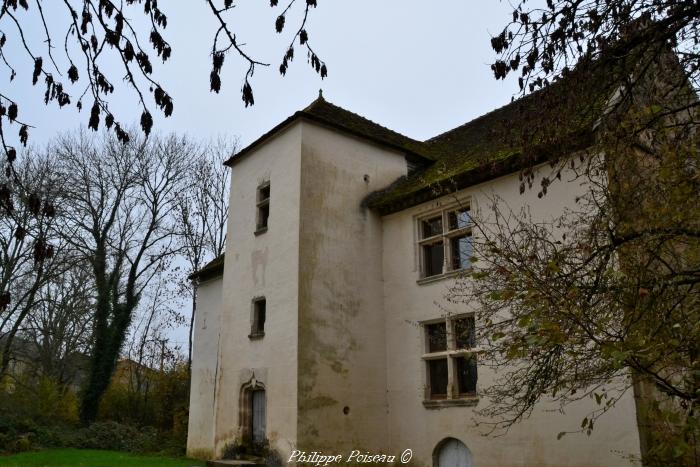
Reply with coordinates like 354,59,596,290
226,57,621,214
365,61,616,214
225,92,435,166
189,254,225,282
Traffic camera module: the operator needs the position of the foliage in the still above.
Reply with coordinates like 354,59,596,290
451,52,700,466
0,374,79,427
0,449,205,467
476,2,700,464
97,361,190,452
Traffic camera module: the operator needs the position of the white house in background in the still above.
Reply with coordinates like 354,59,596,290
186,82,643,466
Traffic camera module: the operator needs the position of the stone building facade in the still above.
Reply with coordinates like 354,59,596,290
186,89,643,466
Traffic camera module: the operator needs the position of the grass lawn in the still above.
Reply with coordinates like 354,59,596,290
0,449,206,467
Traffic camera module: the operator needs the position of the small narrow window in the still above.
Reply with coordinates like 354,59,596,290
256,183,270,234
250,298,266,338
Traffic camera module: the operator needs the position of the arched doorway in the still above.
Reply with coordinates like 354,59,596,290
434,438,474,467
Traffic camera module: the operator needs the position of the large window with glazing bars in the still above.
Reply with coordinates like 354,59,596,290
423,315,477,401
418,205,473,279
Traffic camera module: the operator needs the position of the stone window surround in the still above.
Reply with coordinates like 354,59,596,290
421,314,479,409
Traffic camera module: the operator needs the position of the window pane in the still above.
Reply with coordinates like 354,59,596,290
428,359,448,398
450,235,472,270
448,208,471,230
421,216,443,238
456,356,477,394
426,322,447,353
454,317,476,349
423,242,444,277
259,185,270,201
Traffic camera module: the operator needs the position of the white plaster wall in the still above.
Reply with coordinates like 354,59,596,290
187,276,223,459
296,122,407,453
382,161,642,467
213,123,303,457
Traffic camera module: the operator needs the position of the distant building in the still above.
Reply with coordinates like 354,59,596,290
187,83,644,466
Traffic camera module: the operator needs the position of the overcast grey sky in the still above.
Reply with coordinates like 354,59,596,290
2,1,521,349
5,1,519,148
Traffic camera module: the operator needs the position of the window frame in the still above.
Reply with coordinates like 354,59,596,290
421,314,478,404
255,181,270,235
416,202,474,281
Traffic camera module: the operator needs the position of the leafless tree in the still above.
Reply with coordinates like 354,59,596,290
53,129,197,423
20,262,94,387
175,137,232,370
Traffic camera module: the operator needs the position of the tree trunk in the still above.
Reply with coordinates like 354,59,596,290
187,284,198,373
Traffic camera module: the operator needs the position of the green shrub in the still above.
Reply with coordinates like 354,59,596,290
75,421,159,452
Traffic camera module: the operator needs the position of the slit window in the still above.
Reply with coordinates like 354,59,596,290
256,183,270,233
250,298,266,338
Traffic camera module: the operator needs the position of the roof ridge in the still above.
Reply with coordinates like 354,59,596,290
305,98,423,144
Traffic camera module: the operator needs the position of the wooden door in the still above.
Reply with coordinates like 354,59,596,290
437,438,474,467
251,389,266,444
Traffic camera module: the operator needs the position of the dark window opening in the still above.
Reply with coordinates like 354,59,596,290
256,183,270,232
454,316,476,349
423,242,444,277
428,359,448,399
456,356,478,395
250,298,266,338
426,322,447,353
422,216,443,238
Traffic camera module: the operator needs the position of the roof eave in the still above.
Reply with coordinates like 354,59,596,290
224,111,434,168
367,132,595,215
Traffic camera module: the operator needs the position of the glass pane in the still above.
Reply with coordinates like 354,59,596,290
456,356,477,394
450,235,473,270
426,322,447,352
428,359,448,398
421,216,443,238
448,208,471,230
454,317,476,349
259,185,270,201
423,242,444,277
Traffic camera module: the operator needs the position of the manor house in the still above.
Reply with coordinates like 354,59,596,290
186,80,643,466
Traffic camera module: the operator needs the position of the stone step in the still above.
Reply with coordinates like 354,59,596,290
206,459,266,467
